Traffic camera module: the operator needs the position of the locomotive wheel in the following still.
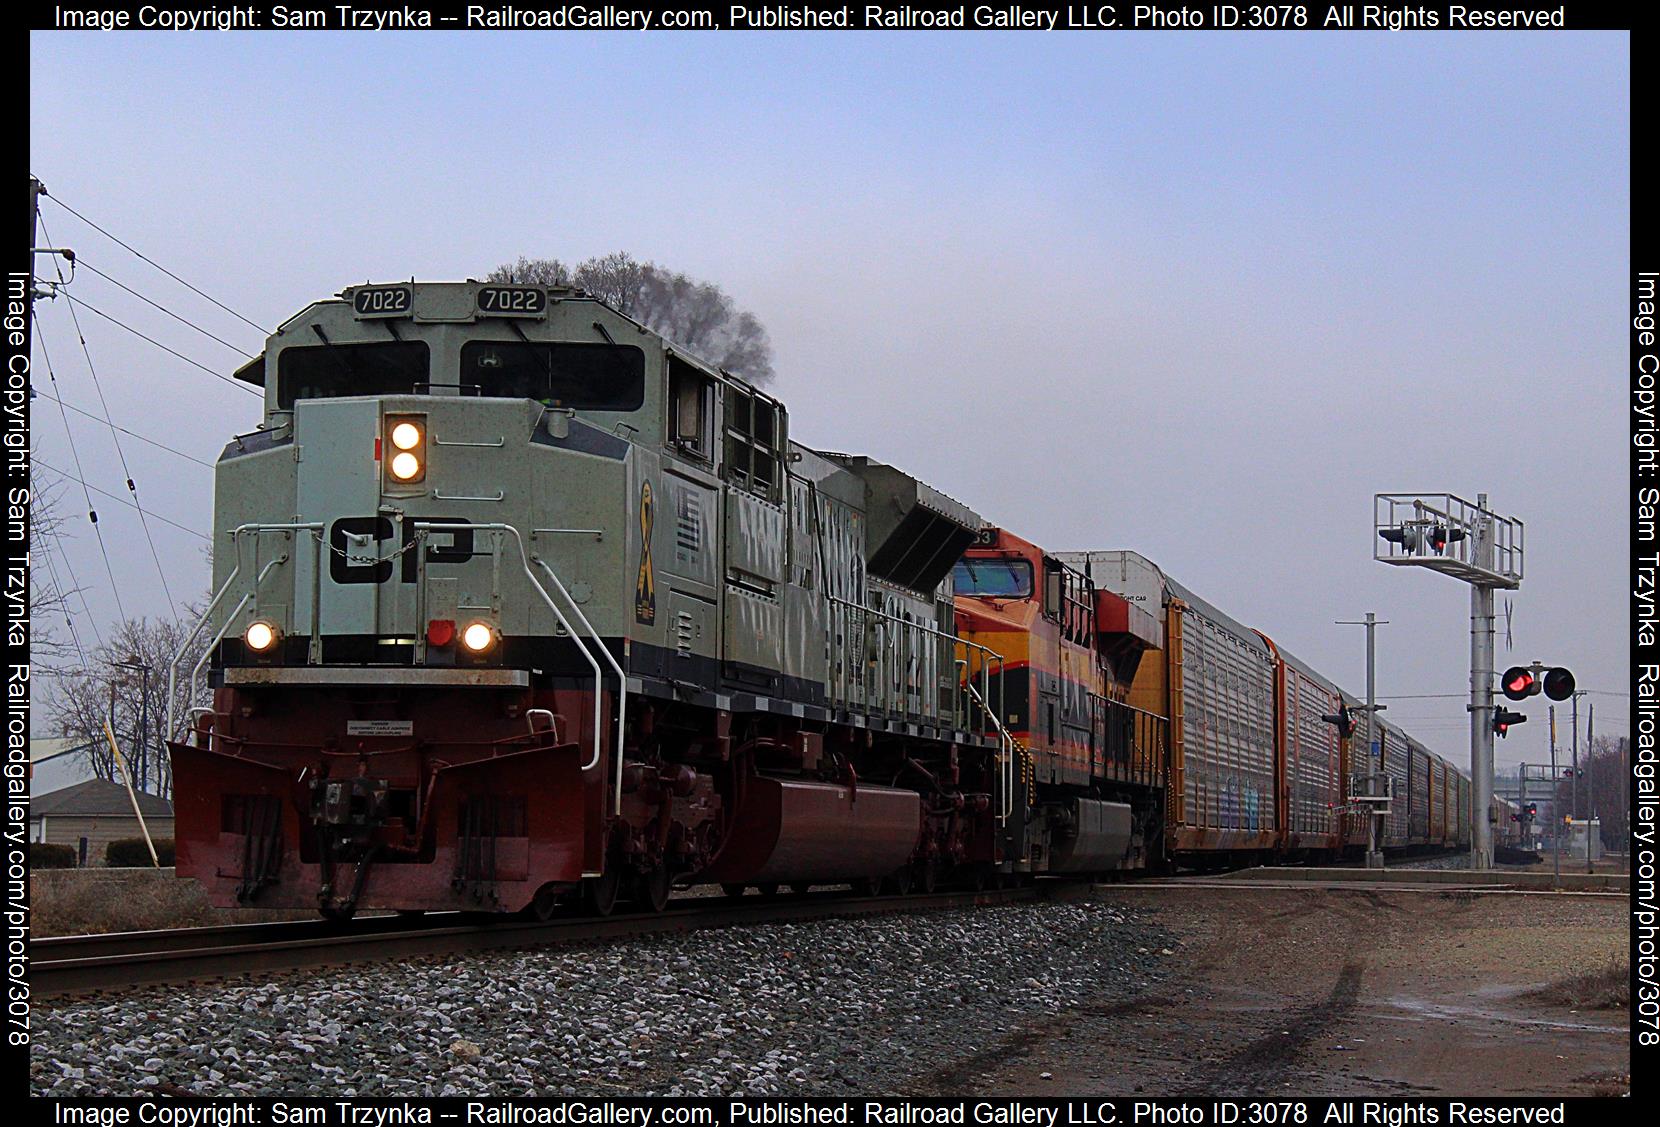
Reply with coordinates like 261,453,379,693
881,868,913,896
637,866,672,914
586,867,622,917
850,877,879,897
916,862,937,894
756,883,780,899
721,883,747,900
528,884,562,922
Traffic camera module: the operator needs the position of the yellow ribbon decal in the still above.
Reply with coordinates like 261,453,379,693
635,480,657,625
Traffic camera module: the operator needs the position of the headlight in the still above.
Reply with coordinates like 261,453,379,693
244,621,280,653
384,414,427,485
390,421,422,451
461,621,497,653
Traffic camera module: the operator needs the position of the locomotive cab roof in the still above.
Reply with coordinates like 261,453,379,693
234,279,781,439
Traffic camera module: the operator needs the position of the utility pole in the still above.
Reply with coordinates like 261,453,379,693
27,178,42,331
1585,700,1595,873
1337,613,1389,868
1570,691,1581,823
1549,705,1560,885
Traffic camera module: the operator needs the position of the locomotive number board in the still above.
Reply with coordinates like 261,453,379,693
352,285,413,318
476,285,548,317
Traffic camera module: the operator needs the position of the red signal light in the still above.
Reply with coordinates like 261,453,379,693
427,619,456,647
1501,666,1536,700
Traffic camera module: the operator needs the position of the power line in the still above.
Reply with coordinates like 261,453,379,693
77,257,257,359
32,318,127,622
41,188,270,335
39,214,178,616
31,488,99,659
32,388,215,469
54,289,261,398
32,461,212,544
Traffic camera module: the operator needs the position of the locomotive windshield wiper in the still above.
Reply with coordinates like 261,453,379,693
309,323,361,382
590,320,637,383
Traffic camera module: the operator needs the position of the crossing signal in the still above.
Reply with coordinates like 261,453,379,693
1525,802,1537,816
1501,666,1537,700
1542,667,1575,701
1500,665,1575,701
1492,708,1526,737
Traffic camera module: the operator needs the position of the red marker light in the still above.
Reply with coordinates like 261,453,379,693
1501,666,1536,700
427,619,456,647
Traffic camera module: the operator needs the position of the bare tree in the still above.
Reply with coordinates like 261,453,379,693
44,612,211,799
490,253,775,385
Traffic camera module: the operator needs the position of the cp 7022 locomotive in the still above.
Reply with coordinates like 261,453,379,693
165,280,1483,921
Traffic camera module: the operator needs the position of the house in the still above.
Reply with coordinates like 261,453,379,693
28,738,96,797
29,779,174,867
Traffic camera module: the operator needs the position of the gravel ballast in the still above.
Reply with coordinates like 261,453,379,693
31,895,1174,1097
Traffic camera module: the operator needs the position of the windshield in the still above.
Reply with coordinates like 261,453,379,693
460,341,645,410
952,557,1034,599
276,342,430,409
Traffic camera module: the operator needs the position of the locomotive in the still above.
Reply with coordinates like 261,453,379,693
166,279,1493,921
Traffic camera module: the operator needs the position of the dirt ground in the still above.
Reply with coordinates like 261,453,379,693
927,885,1629,1097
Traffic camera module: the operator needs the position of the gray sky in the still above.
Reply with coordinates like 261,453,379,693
28,31,1629,766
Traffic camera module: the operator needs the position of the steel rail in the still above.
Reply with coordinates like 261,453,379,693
33,884,1082,999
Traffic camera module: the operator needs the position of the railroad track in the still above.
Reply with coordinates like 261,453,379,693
1108,876,1628,897
33,884,1067,999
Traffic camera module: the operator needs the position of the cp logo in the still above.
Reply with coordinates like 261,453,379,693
328,516,473,584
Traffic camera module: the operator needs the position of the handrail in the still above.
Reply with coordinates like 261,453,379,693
183,555,289,738
822,590,1014,823
529,554,628,814
414,522,624,813
165,563,242,743
966,679,1018,823
824,593,1003,725
166,522,326,743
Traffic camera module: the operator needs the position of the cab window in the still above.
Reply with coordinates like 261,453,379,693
952,558,1033,599
276,342,429,409
667,356,716,461
726,387,785,499
460,341,645,409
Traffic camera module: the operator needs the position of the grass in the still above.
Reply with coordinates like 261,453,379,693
30,870,319,937
1527,956,1630,1010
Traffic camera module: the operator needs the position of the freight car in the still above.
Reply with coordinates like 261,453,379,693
166,279,1483,919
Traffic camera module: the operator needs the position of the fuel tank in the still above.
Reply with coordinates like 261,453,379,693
701,777,922,885
1047,797,1133,872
